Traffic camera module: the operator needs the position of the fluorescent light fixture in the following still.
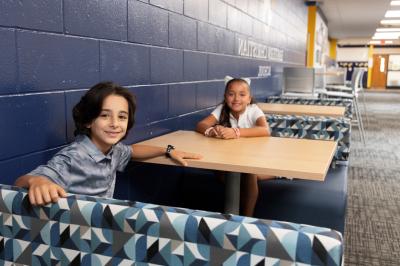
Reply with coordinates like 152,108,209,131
372,36,399,39
391,1,400,5
369,40,394,44
377,27,400,31
373,32,400,38
381,19,400,25
385,10,400,18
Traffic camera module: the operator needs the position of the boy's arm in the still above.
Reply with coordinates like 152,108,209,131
15,175,67,206
131,144,202,166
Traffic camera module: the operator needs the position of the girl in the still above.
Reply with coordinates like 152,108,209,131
15,82,202,206
196,76,272,216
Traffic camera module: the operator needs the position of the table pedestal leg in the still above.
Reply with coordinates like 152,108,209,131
224,172,241,214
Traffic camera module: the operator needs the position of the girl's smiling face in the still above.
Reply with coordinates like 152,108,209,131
224,81,252,117
87,94,129,154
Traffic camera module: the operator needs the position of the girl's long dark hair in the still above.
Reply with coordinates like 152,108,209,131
73,81,136,139
219,79,254,127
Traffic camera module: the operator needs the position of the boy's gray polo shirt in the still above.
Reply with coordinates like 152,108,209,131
28,135,132,198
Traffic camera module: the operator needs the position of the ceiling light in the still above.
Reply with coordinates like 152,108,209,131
381,19,400,25
377,27,400,31
369,40,394,44
372,32,400,39
372,36,399,40
391,1,400,5
374,31,400,36
385,10,400,18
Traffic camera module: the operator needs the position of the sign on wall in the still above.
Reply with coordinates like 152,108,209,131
314,12,329,67
237,37,283,62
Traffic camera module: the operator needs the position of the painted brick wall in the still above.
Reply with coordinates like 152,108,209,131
0,0,308,184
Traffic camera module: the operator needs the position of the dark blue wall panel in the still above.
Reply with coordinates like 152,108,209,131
196,82,219,109
169,13,197,50
150,47,183,83
100,41,150,86
208,54,241,79
0,92,66,160
149,0,183,14
131,85,169,125
128,1,168,46
18,31,99,92
0,1,16,27
0,0,308,187
184,0,208,21
209,0,227,28
0,0,63,32
0,148,63,185
0,28,17,94
17,0,63,32
169,84,196,116
64,0,127,41
183,51,207,81
197,22,235,55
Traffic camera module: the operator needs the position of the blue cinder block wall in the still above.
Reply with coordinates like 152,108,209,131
0,0,308,189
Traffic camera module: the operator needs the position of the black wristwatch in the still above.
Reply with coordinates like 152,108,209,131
165,144,175,158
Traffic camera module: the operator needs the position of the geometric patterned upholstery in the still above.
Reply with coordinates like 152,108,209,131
0,184,343,265
266,96,353,119
267,114,351,163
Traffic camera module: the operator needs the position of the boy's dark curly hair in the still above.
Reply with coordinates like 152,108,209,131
73,82,136,139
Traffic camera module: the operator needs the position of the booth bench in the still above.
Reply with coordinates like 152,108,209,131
0,184,343,265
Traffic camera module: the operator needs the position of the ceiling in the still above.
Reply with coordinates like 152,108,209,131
317,0,392,40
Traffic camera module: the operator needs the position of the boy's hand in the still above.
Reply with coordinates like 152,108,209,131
169,150,202,166
28,176,67,206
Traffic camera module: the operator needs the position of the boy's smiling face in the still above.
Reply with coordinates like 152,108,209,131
87,94,129,154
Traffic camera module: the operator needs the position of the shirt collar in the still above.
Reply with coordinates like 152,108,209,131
77,135,114,163
229,107,248,122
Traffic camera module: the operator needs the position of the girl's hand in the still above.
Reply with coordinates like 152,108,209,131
28,176,67,206
214,126,237,139
208,127,220,138
169,150,203,166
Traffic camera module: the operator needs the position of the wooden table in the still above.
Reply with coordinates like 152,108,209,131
133,130,337,214
258,103,346,117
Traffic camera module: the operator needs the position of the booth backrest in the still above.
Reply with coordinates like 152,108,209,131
266,96,353,119
266,114,351,163
0,184,343,265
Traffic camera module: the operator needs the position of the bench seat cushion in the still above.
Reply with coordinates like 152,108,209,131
255,165,348,234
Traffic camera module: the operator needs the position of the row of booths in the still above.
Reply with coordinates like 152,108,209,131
0,67,357,265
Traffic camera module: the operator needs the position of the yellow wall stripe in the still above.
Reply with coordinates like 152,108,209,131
329,38,337,60
367,45,374,88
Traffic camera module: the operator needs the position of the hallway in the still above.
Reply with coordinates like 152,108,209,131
345,92,400,265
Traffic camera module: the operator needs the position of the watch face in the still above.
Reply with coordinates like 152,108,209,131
166,145,175,157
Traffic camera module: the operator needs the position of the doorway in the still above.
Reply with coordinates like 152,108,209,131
371,54,388,89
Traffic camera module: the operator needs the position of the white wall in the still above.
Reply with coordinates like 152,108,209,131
337,47,368,61
337,46,400,62
373,47,400,54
